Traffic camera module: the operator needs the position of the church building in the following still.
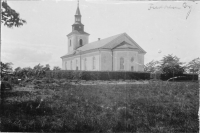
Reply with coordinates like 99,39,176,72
61,2,146,71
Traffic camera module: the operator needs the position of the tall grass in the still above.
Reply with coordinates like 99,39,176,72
1,80,199,132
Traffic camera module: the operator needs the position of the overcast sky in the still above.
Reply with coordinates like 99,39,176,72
1,0,200,69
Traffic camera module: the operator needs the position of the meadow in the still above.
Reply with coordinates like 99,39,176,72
1,79,199,132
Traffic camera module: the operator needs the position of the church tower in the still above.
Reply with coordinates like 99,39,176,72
67,0,90,53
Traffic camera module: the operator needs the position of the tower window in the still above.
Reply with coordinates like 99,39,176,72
70,40,71,46
76,18,80,22
80,39,83,46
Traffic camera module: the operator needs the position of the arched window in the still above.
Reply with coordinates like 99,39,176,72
76,60,78,70
80,39,83,46
84,58,87,70
120,57,124,70
71,60,72,70
93,57,96,69
65,62,67,70
131,66,134,71
131,57,134,62
70,40,71,46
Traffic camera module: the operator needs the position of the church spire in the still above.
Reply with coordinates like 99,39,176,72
72,0,83,31
67,0,89,52
68,0,89,35
75,0,81,16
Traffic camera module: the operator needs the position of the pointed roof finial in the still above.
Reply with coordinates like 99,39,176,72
75,0,81,15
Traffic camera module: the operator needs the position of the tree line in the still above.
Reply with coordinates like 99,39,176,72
1,62,61,81
144,54,200,76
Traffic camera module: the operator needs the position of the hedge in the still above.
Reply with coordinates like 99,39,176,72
160,73,198,81
45,70,151,80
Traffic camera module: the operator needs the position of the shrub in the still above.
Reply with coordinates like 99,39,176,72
45,70,150,81
161,73,198,81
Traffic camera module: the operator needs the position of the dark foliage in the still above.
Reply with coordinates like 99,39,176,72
159,54,185,76
161,73,198,81
1,1,26,28
46,70,151,80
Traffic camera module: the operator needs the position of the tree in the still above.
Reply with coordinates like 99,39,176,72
53,66,61,71
14,67,22,78
144,60,160,73
33,64,45,78
1,1,26,28
186,57,200,74
0,61,13,80
43,64,50,71
159,54,185,77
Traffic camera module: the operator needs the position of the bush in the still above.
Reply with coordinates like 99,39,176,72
160,73,198,81
45,70,150,81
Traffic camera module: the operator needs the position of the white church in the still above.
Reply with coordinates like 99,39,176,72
61,2,146,71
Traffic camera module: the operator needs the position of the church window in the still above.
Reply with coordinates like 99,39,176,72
80,39,83,46
65,62,67,70
93,57,96,69
70,40,71,46
76,60,78,70
120,57,124,70
131,57,134,62
84,58,87,70
131,66,134,71
71,60,72,70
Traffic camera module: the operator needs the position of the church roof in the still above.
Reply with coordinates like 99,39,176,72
61,33,146,58
76,33,123,51
67,30,90,37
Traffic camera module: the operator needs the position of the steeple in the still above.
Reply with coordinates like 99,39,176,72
67,0,90,53
75,0,81,16
67,0,89,35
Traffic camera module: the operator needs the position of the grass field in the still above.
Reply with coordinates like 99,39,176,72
1,79,199,132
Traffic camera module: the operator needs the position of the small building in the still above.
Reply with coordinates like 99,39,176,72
61,2,146,71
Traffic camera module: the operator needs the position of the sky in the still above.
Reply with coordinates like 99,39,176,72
1,0,200,69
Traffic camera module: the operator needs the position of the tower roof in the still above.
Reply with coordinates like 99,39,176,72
75,0,81,15
75,7,81,15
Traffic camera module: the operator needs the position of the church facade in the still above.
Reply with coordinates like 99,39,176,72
61,3,146,71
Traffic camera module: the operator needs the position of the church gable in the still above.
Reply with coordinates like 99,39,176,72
112,41,138,50
102,33,146,53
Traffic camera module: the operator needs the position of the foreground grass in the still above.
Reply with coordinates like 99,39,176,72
1,80,199,132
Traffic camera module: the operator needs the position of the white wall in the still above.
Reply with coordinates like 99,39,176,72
62,51,99,71
81,52,99,71
137,53,145,71
62,50,144,72
113,50,141,71
100,51,112,71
